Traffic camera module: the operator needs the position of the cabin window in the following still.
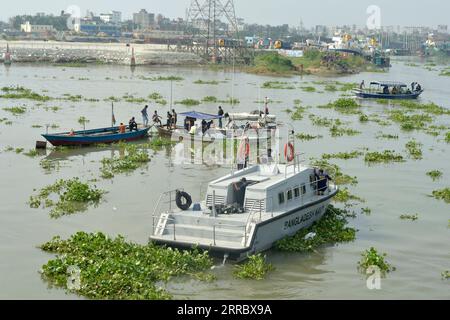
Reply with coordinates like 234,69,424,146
278,192,285,205
294,187,300,198
287,190,293,201
301,184,306,195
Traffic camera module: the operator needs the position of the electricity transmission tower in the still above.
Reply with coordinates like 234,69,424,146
186,0,239,58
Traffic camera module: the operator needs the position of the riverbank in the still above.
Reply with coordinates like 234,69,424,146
0,40,203,65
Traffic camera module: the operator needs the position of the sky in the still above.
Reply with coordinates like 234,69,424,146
1,0,448,28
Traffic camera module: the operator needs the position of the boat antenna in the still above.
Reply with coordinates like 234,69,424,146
111,102,116,127
231,48,235,108
170,79,173,109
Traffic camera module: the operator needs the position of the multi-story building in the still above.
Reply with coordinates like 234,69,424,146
99,11,122,25
133,9,155,30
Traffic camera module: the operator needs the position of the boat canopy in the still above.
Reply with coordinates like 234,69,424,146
179,111,222,120
370,81,407,87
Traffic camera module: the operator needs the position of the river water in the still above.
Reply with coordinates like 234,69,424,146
0,57,448,299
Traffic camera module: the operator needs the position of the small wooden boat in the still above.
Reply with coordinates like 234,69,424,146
354,81,423,100
42,126,150,146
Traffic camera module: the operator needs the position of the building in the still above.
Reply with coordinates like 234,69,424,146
133,9,155,29
20,21,55,33
74,22,121,37
99,11,122,25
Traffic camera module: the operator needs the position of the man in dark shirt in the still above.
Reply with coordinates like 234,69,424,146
129,117,138,131
218,106,224,128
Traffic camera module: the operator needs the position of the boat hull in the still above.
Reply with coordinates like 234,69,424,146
42,126,150,146
354,90,423,100
151,191,336,261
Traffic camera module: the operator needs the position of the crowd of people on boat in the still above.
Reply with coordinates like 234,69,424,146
359,80,423,95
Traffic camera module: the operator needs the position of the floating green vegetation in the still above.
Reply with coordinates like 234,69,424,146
145,137,175,151
388,110,433,131
100,145,150,179
123,94,146,104
29,178,105,219
40,159,60,174
219,97,240,104
194,80,219,85
393,100,450,116
262,81,295,90
358,247,395,275
426,170,443,181
309,115,343,127
175,98,201,106
405,140,423,160
376,133,398,140
296,133,323,141
400,214,419,221
78,116,90,127
43,106,61,112
78,77,89,81
275,205,356,252
32,124,43,128
300,86,316,92
140,75,184,81
290,106,306,120
442,271,450,279
0,86,51,101
446,132,450,143
233,254,274,280
364,150,404,164
359,114,369,122
322,151,363,160
24,149,39,157
148,92,163,100
334,188,365,204
39,232,213,300
4,120,12,125
324,84,338,91
61,93,83,102
103,96,121,103
4,146,14,152
320,98,360,115
330,125,360,137
0,117,8,123
431,188,450,203
439,70,450,76
361,207,372,215
202,96,218,103
2,106,26,115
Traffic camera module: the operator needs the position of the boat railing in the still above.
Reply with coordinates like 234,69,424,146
284,152,304,178
151,189,184,235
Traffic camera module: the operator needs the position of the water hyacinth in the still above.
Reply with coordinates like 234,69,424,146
275,205,356,253
233,254,274,280
358,247,395,275
39,232,214,300
29,178,105,218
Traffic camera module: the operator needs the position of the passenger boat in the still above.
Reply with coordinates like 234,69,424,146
150,139,338,261
354,81,423,99
42,125,150,146
157,111,276,143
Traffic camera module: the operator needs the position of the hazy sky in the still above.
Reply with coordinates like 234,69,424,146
1,0,448,27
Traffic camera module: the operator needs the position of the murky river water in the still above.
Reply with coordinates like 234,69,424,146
0,57,448,299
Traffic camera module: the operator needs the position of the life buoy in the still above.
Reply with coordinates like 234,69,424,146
176,190,192,211
284,143,295,162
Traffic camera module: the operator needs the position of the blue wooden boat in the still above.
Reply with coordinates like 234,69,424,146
42,126,150,146
354,81,423,100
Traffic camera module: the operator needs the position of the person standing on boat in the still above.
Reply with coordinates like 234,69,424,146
411,82,416,91
141,105,149,127
264,97,269,115
415,83,422,92
316,169,333,195
129,117,138,131
218,106,224,128
152,111,162,126
166,112,173,128
172,109,177,129
359,80,365,90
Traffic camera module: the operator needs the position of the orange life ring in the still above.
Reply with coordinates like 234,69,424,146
284,143,295,162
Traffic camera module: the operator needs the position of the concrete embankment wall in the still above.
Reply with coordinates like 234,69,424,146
0,41,204,65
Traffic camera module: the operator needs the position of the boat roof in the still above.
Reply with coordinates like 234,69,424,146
179,111,223,120
370,81,407,87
